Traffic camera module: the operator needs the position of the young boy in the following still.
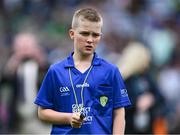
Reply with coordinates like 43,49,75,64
34,7,131,134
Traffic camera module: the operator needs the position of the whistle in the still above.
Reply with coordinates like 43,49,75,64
80,113,85,120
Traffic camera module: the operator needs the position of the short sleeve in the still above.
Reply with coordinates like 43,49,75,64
34,66,55,109
113,67,131,109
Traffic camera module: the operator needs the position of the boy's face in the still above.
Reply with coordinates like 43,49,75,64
69,17,102,56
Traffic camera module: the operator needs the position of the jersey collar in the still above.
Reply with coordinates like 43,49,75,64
64,52,101,68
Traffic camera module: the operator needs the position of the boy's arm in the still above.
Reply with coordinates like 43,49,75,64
38,106,83,128
113,107,125,135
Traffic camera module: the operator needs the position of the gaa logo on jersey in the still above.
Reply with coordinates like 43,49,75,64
59,86,70,96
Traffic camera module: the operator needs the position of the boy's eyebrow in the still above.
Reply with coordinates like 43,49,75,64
79,31,102,35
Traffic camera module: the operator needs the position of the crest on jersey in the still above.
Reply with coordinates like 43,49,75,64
100,96,108,107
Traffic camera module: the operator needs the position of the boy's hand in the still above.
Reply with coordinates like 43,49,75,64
70,112,84,128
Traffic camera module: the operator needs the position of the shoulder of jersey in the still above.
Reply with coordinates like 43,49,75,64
100,58,117,69
50,59,67,70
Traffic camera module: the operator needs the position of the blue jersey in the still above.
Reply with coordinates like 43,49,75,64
34,52,131,134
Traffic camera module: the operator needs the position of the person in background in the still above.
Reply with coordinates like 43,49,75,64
2,32,49,133
118,41,166,134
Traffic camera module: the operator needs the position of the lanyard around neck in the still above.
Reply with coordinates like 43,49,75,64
68,66,93,112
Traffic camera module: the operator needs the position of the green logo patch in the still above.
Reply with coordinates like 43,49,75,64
100,96,108,107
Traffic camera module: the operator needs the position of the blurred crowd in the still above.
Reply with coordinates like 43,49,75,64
0,0,180,134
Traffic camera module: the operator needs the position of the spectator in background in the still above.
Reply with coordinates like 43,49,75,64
158,46,180,134
1,32,50,133
117,41,167,134
5,33,46,75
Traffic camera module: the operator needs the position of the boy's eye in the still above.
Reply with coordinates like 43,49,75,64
92,33,101,38
79,32,90,36
79,31,101,38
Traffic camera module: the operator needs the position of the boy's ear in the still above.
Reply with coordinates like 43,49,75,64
69,29,74,40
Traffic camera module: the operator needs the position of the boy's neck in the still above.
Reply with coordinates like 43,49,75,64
73,52,93,73
73,52,93,62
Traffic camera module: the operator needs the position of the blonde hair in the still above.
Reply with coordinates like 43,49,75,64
71,8,103,28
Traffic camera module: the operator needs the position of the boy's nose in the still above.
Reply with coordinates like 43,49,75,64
86,36,93,43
